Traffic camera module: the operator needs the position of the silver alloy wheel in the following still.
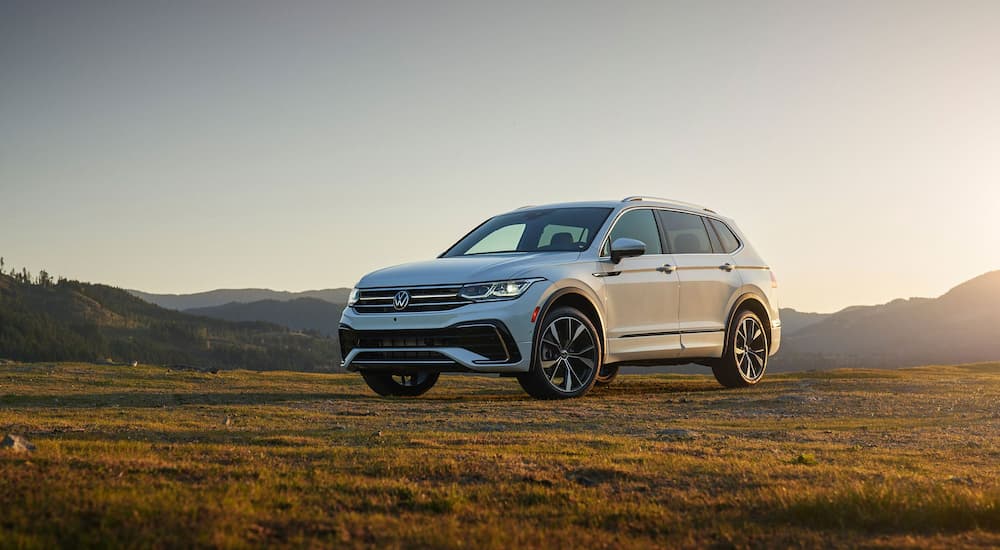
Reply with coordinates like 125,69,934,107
734,316,768,381
393,373,430,387
538,316,597,393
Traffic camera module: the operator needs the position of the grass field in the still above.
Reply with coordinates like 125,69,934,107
1,363,998,548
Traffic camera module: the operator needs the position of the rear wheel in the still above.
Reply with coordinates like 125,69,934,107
517,307,602,399
712,310,768,388
361,371,440,397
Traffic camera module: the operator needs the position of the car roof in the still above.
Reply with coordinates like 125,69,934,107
511,196,726,219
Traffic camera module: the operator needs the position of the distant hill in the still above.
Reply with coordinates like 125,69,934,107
0,273,340,371
129,288,351,311
772,271,1000,371
187,298,346,337
778,308,832,335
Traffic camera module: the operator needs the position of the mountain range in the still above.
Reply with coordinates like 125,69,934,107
186,298,345,337
131,271,1000,371
130,288,350,339
0,273,339,371
129,288,351,311
771,270,1000,371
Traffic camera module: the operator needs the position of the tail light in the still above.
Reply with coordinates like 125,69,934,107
770,271,778,288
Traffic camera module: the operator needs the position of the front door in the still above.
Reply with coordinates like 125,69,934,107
598,208,681,361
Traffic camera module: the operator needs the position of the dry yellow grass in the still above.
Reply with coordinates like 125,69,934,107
1,362,998,548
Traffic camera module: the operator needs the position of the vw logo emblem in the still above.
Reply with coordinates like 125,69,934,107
392,290,410,311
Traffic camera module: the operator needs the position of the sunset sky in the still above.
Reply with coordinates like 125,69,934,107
2,1,999,313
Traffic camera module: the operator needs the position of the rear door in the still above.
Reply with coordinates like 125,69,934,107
656,210,743,358
598,208,682,360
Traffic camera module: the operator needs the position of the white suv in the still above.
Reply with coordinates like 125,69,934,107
339,196,781,399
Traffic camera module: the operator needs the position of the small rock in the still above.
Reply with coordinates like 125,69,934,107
571,475,596,487
947,475,974,486
224,415,233,427
372,431,383,438
521,475,554,487
1,434,36,453
656,428,698,441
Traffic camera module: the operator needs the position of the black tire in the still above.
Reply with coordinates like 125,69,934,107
517,306,602,399
712,309,769,388
361,371,440,397
594,364,619,386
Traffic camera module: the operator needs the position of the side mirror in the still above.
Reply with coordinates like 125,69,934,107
609,238,646,264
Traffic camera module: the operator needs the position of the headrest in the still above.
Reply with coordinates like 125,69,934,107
549,232,575,248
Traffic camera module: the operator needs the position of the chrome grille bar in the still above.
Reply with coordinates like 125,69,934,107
353,285,472,314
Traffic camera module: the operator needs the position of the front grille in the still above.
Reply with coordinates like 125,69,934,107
339,323,520,363
352,286,471,314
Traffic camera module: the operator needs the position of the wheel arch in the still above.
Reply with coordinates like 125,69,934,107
531,287,606,362
724,292,773,354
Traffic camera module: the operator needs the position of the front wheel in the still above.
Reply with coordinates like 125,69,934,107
712,310,769,388
594,364,619,386
361,371,440,397
517,307,602,399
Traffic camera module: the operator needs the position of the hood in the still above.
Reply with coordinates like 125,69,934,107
357,252,579,288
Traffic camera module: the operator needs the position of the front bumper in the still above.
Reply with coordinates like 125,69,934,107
338,285,543,373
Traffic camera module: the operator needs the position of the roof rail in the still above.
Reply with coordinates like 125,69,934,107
516,204,536,210
621,196,715,213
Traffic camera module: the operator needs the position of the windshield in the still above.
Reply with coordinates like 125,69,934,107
442,207,613,257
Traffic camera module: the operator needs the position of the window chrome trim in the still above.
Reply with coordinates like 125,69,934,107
597,206,664,259
597,206,745,259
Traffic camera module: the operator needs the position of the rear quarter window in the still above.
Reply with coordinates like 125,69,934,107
708,218,741,253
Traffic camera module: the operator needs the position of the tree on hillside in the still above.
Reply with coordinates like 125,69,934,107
38,270,52,287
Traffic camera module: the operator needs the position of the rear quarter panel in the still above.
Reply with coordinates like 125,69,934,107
726,222,781,355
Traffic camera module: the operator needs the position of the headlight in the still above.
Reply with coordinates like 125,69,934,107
348,288,360,306
458,278,544,301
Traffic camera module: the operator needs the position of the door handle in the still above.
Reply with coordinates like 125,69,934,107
656,264,675,274
720,263,735,272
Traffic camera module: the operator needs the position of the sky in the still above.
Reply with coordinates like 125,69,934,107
2,0,999,313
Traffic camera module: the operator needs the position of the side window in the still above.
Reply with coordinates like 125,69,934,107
708,218,741,253
658,211,713,254
465,224,525,254
602,209,662,256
